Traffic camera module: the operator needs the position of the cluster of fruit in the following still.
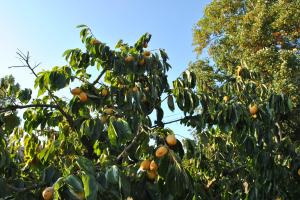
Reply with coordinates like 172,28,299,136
249,104,258,118
223,95,259,118
125,50,151,65
140,134,177,181
71,87,88,102
71,86,110,103
223,66,259,118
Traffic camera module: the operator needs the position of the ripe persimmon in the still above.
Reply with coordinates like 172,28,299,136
249,104,258,115
79,92,88,102
140,159,151,170
71,87,81,96
125,55,134,63
166,135,177,146
155,146,168,158
42,187,54,200
223,96,229,103
143,51,151,57
236,66,242,77
150,160,158,171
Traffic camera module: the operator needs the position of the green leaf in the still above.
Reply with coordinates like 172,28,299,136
105,165,119,185
17,88,32,103
35,71,49,96
167,95,175,111
184,90,193,113
104,70,113,84
159,48,169,62
183,70,192,87
108,119,118,147
53,177,65,199
112,118,133,143
157,154,171,177
183,139,195,159
3,113,20,132
65,175,84,193
49,69,69,91
81,173,98,200
76,157,95,175
42,166,61,186
80,118,103,141
115,39,124,48
156,106,164,126
76,24,88,28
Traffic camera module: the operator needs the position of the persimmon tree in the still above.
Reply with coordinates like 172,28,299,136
0,25,200,200
1,1,300,199
186,0,300,199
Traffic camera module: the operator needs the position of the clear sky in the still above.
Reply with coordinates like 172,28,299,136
0,0,211,139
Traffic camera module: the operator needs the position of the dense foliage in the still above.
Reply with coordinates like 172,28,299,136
190,0,300,199
0,25,200,200
0,1,300,199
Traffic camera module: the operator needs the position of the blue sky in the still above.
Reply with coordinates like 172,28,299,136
0,0,211,139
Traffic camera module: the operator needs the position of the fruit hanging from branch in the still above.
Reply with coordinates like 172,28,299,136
79,92,88,102
42,187,54,200
155,146,168,158
166,134,177,146
249,104,258,115
140,159,151,171
71,87,81,95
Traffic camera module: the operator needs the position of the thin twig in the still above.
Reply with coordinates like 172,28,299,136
71,75,87,83
151,118,183,128
12,50,75,127
154,93,171,108
223,164,247,176
8,65,27,68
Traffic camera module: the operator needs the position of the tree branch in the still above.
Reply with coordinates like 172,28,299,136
154,93,171,108
0,104,59,113
6,183,44,193
116,125,143,163
151,118,183,128
223,164,247,176
92,67,107,85
12,50,75,127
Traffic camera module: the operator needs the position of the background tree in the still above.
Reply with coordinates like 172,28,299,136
187,0,300,199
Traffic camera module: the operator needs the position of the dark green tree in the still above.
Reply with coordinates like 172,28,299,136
188,0,300,199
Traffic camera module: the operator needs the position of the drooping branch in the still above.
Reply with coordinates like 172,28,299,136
116,117,188,163
11,50,75,127
0,104,59,113
116,125,143,163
